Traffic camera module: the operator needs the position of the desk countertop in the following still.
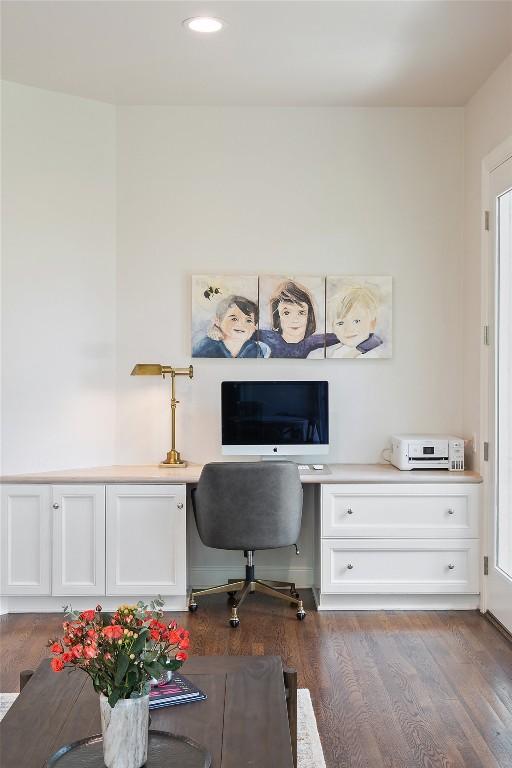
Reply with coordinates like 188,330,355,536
0,463,482,484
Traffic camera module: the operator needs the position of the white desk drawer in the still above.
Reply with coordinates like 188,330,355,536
321,484,479,538
321,538,479,594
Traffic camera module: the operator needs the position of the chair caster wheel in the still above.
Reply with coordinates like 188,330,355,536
296,611,306,621
229,618,240,628
188,603,198,612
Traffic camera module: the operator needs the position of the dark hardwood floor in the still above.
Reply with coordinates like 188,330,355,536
1,592,512,768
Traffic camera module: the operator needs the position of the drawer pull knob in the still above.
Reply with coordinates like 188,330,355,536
347,508,353,515
347,563,354,570
52,503,60,509
448,563,455,570
447,508,455,515
177,502,184,510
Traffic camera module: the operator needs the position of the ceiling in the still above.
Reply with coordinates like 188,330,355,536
1,1,511,107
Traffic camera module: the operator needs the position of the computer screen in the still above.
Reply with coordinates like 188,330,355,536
221,381,329,456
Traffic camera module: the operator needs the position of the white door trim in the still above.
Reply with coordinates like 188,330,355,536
480,135,512,614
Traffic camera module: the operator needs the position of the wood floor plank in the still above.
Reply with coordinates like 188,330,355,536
435,699,502,768
340,613,412,768
315,613,384,768
354,612,465,768
1,599,512,768
417,612,512,768
438,612,512,714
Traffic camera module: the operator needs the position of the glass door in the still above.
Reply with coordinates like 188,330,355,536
488,154,512,633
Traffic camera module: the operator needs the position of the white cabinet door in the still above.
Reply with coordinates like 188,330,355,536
1,485,51,595
52,485,106,596
106,485,186,596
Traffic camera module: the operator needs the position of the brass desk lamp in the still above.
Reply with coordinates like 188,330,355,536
131,363,194,467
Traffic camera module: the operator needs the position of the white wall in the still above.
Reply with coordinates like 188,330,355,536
463,53,512,468
1,82,117,473
0,94,469,587
116,107,465,470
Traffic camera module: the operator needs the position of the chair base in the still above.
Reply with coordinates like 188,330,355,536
188,577,306,627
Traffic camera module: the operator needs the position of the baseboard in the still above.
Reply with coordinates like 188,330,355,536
0,595,189,614
2,588,480,614
312,588,480,611
188,566,314,589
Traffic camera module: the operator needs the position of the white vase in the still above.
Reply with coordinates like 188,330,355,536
99,693,149,768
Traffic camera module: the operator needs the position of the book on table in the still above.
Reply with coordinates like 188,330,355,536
149,674,207,709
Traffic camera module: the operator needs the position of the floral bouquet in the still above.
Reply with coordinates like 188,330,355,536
48,597,189,708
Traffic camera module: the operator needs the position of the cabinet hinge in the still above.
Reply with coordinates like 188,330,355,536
483,325,490,346
483,441,489,462
484,556,489,575
484,210,490,231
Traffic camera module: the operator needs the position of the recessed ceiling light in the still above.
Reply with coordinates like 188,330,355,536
184,17,224,34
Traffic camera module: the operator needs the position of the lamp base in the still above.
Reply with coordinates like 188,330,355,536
159,449,187,468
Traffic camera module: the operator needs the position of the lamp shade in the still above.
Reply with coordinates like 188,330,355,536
130,364,164,376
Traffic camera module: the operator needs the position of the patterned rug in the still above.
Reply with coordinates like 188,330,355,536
1,689,326,768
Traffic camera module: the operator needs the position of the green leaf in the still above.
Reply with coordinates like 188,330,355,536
131,629,149,655
108,689,121,708
143,661,164,678
114,652,130,686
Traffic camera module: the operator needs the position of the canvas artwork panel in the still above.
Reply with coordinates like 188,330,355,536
191,275,267,358
321,275,392,359
258,275,326,359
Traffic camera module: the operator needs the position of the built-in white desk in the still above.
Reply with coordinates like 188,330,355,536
1,464,482,614
0,463,481,485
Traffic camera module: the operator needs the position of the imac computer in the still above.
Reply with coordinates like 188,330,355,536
221,381,329,456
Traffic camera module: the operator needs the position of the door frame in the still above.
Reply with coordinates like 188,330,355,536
480,135,512,614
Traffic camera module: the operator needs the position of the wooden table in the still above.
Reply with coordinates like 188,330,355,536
0,656,295,768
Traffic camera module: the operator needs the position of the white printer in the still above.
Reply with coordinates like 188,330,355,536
391,434,465,471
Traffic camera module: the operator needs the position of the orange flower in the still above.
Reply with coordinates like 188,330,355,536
50,642,63,654
103,625,124,640
176,651,188,662
83,645,98,659
168,630,181,644
51,657,64,672
71,644,84,659
79,610,96,622
149,619,166,631
150,629,161,642
179,638,190,650
62,652,72,663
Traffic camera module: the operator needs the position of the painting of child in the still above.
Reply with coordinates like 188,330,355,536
309,276,392,359
258,276,328,358
192,276,269,358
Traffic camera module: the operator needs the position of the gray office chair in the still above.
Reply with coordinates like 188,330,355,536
188,461,306,627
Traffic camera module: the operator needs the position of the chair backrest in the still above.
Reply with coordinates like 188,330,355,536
192,461,303,551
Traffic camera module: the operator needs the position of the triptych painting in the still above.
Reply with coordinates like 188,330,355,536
191,275,392,359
